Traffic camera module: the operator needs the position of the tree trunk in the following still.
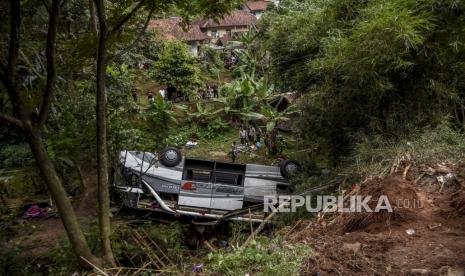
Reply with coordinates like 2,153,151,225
24,122,99,265
462,106,465,132
88,0,97,34
95,0,115,265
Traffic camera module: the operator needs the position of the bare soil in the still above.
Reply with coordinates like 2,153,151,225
289,170,465,275
7,166,98,256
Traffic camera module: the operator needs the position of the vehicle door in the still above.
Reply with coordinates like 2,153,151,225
178,159,214,208
210,162,245,210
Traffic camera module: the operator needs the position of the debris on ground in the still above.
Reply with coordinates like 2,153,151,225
131,229,174,270
185,140,198,149
22,203,57,219
342,242,361,254
210,151,228,158
288,163,465,275
405,228,416,235
23,205,49,218
192,264,203,273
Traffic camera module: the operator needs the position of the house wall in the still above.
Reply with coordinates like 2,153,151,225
189,41,199,56
205,26,249,43
253,11,263,19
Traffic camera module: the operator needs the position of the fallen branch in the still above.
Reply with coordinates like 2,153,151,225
248,208,254,240
414,172,426,184
80,256,108,276
283,219,302,240
402,163,412,180
203,241,216,252
241,199,289,248
241,180,339,248
390,156,400,174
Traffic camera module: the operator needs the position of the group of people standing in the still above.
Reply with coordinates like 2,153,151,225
131,83,220,105
239,126,262,146
200,84,219,99
231,126,266,163
134,86,185,104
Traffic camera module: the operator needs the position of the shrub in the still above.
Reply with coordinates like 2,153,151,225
205,236,311,275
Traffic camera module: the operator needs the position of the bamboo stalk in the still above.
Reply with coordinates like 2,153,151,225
80,256,108,276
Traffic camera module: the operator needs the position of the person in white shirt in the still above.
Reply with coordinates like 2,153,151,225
159,89,166,99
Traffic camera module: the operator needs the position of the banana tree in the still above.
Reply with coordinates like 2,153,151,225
189,102,221,127
147,94,177,127
145,94,179,144
212,96,240,121
243,97,299,154
232,29,268,77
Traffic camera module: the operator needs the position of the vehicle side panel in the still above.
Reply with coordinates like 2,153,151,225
178,181,213,208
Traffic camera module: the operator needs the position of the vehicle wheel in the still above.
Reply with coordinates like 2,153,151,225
279,160,301,179
159,147,182,167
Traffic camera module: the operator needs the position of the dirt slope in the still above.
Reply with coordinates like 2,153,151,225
290,172,465,275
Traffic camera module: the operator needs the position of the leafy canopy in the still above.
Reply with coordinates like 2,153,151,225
150,40,202,93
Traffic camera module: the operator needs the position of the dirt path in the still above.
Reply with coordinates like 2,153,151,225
10,167,98,256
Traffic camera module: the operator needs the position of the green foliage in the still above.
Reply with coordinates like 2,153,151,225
341,121,465,179
205,236,311,275
204,117,230,139
0,245,42,276
0,168,46,200
150,40,202,94
245,100,299,132
188,102,222,127
163,120,232,148
218,70,278,119
0,144,34,168
199,45,224,83
46,79,97,162
261,0,465,163
139,221,189,263
146,94,178,140
233,30,269,78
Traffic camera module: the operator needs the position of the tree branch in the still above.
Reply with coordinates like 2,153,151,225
0,112,24,129
109,0,147,36
38,0,61,126
111,0,155,61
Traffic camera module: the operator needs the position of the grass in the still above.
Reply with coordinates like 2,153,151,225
205,236,312,276
339,123,465,180
181,127,278,165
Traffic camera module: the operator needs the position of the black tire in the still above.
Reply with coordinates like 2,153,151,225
159,147,182,167
279,160,301,179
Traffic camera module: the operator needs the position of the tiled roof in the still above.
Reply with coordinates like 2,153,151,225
193,10,257,28
244,1,270,12
148,18,209,42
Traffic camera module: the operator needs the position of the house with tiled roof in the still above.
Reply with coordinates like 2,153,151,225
148,18,209,56
242,1,271,19
192,10,257,44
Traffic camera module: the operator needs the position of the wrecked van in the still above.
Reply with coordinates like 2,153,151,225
113,148,300,222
